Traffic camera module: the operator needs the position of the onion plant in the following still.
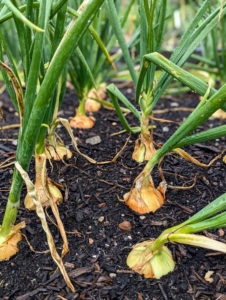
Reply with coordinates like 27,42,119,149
106,0,226,164
68,0,135,129
0,0,104,261
127,191,226,279
123,52,226,214
105,0,226,214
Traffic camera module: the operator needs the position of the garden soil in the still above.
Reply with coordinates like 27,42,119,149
0,85,226,300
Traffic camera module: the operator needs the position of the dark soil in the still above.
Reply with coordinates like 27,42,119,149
0,85,226,300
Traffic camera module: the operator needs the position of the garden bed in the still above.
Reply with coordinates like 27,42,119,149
1,86,226,300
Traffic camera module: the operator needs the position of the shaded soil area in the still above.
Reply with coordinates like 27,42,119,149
0,86,226,300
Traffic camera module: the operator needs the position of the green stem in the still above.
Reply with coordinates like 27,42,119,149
0,169,23,243
0,0,104,243
77,97,86,116
150,233,169,252
140,114,150,135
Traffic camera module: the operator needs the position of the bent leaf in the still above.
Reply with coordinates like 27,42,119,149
0,61,24,127
169,233,226,253
2,0,44,32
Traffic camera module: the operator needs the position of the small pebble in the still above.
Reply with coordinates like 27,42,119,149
162,220,168,227
118,220,132,231
139,216,145,220
89,238,94,244
98,216,104,222
85,135,101,145
12,140,18,146
218,229,224,237
170,102,179,107
109,273,117,278
162,126,169,132
124,235,132,241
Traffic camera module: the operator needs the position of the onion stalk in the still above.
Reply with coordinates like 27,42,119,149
0,0,105,260
128,192,226,279
107,0,226,163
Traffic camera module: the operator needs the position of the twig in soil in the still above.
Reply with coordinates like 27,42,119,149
116,269,135,274
191,268,208,285
56,296,68,300
205,252,226,257
168,202,194,214
78,183,85,203
0,138,17,141
81,273,101,293
150,115,180,124
41,270,61,286
16,288,48,300
157,282,168,300
0,154,16,169
1,124,20,130
101,186,117,194
153,107,194,114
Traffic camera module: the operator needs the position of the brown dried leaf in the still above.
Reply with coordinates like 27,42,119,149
0,221,25,260
15,162,75,293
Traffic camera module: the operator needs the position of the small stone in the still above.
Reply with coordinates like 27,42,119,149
97,171,102,176
124,235,132,241
112,122,117,126
59,178,64,183
120,168,126,175
204,270,214,283
109,273,117,278
139,216,145,220
118,220,132,231
89,238,94,244
98,216,104,222
218,229,224,237
64,262,75,269
163,126,169,132
85,135,101,145
170,102,179,107
162,220,168,227
12,140,18,146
